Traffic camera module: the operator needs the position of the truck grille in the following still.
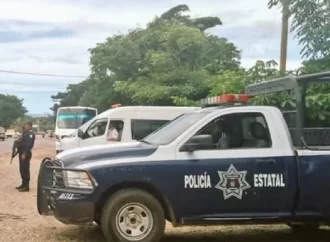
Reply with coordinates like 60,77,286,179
52,159,65,189
53,159,63,167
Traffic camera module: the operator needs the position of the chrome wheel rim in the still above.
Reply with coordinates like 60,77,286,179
115,202,153,241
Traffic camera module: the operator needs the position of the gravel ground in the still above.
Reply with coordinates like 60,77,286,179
0,137,329,241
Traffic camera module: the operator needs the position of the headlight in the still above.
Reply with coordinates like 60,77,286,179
64,170,97,190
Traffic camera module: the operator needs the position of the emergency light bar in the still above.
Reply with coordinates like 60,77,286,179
201,94,249,107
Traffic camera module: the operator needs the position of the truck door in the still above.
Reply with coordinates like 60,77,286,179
175,109,296,220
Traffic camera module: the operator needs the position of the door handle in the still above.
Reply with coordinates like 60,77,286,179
256,158,276,163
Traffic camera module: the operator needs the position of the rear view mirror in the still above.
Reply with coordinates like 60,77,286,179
180,134,213,152
77,129,83,139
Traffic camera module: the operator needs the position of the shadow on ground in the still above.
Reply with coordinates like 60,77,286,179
53,225,330,242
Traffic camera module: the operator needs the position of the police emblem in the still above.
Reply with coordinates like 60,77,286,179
215,164,250,200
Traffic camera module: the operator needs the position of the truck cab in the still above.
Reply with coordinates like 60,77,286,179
37,72,330,242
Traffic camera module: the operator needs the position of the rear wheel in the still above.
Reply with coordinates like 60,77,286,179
101,189,165,242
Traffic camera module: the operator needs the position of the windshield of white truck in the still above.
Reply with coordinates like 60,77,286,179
143,112,208,145
57,108,97,129
78,117,95,132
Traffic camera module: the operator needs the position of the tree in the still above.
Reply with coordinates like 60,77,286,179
79,75,131,112
81,5,241,108
209,60,286,106
299,58,330,74
0,94,27,128
267,0,330,125
153,4,222,32
12,114,55,131
53,4,330,127
268,0,330,59
50,80,90,115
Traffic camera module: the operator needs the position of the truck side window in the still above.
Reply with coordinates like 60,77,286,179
194,112,272,150
84,118,108,139
108,120,124,141
131,119,169,140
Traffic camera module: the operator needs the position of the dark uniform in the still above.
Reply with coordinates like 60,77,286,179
16,129,35,191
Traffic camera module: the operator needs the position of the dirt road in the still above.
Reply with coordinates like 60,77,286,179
0,138,328,241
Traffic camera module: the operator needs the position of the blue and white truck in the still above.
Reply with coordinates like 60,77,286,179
37,71,330,242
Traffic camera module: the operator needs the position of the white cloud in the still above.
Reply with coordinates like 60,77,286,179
0,1,84,23
0,0,305,112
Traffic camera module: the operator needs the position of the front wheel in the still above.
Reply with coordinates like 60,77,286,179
101,189,165,242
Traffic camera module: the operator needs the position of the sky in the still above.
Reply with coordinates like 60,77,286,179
0,0,304,114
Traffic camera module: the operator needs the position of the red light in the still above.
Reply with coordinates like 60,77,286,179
200,94,249,106
218,94,248,103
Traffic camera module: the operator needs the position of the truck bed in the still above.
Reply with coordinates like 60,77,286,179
289,127,330,148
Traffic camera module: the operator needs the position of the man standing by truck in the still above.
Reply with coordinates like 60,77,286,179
16,122,35,192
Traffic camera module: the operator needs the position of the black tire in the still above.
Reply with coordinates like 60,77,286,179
287,223,319,233
37,157,53,215
101,189,165,242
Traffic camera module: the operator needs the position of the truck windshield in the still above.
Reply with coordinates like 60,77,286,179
78,118,95,132
143,112,208,145
57,108,97,129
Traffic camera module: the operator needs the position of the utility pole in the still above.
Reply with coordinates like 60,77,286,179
280,0,290,75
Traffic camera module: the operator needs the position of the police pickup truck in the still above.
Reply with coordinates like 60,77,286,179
37,72,330,242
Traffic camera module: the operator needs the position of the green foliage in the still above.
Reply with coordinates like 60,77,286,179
65,4,240,110
299,58,330,74
50,4,330,127
301,58,330,125
0,94,27,128
268,0,330,125
50,80,91,115
268,0,330,59
154,4,222,31
13,115,55,131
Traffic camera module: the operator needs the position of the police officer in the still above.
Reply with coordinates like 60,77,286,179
15,121,35,192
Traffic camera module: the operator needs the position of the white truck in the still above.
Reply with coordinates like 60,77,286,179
59,105,200,152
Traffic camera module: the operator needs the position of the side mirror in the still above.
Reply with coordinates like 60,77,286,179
77,129,84,139
180,134,214,152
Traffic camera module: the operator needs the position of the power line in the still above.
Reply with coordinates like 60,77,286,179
0,69,88,78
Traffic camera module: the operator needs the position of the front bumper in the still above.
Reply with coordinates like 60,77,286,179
52,194,95,225
37,157,97,225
